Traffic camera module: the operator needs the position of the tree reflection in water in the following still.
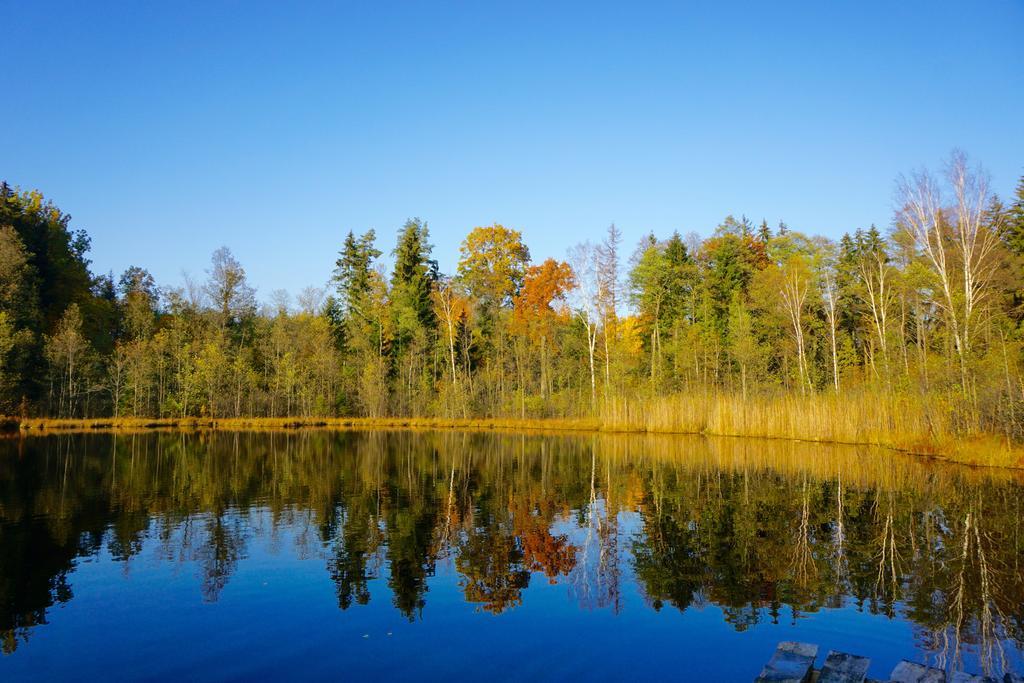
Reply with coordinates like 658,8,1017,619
0,430,1021,676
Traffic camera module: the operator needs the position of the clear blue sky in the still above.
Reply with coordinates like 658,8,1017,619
3,1,1023,300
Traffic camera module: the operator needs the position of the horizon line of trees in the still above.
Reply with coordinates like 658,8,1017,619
1,150,1023,438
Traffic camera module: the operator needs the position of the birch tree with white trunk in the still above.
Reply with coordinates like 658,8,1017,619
896,150,1002,392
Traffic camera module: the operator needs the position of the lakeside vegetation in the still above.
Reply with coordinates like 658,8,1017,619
4,404,1020,469
2,151,1023,462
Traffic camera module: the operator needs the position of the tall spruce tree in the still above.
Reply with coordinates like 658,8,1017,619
391,218,438,343
333,230,382,328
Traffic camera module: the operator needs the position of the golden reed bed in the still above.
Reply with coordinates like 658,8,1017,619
5,390,1023,470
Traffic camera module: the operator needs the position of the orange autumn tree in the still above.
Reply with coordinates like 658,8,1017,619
513,258,576,402
513,498,577,584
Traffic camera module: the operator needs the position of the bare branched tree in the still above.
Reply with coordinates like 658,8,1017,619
822,270,841,395
569,242,601,410
896,151,1002,392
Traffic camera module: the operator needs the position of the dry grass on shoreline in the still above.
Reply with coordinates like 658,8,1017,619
598,392,1024,468
8,415,608,437
5,391,1022,469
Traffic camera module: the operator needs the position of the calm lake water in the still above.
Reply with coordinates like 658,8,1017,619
0,430,1021,681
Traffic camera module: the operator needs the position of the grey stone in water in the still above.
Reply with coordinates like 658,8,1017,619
889,660,946,682
819,650,870,683
755,641,819,683
948,672,998,683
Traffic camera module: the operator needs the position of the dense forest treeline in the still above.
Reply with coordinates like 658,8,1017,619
2,152,1023,448
2,431,1021,676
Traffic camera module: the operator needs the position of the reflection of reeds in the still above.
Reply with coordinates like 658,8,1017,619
13,389,1024,468
479,430,1020,498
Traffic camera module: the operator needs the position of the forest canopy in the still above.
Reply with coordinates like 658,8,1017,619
1,152,1023,447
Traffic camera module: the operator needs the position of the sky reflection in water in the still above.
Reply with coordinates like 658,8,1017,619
0,431,1021,680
